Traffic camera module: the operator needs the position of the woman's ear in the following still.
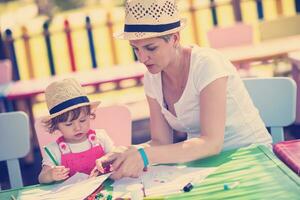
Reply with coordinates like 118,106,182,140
172,32,180,48
90,107,97,119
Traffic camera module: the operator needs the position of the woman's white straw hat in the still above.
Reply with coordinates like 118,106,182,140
114,0,187,40
44,78,100,119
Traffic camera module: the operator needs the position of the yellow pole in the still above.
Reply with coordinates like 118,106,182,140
106,11,118,65
21,26,34,79
189,0,200,45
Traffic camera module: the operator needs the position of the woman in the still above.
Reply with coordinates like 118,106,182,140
96,0,272,179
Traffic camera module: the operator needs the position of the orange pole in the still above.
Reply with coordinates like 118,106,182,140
106,11,118,65
189,0,200,45
21,26,34,79
275,0,283,16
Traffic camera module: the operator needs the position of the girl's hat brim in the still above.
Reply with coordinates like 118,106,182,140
44,101,100,121
114,18,187,40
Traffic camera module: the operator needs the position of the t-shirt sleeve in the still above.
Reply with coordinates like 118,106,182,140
193,49,234,92
95,129,115,153
42,142,61,167
143,71,156,98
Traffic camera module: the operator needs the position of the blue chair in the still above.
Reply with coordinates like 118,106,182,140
0,111,30,190
243,77,297,144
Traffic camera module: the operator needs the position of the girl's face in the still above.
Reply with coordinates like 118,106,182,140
130,34,177,74
57,111,91,143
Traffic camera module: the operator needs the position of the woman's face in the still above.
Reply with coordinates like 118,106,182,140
130,34,177,74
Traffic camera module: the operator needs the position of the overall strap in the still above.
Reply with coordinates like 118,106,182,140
87,129,100,147
56,136,71,154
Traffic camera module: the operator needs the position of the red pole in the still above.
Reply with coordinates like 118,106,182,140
64,19,77,72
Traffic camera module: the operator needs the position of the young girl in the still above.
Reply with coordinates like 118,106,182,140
38,78,114,184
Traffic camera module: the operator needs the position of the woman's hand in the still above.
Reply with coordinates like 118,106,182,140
50,166,70,181
96,146,145,180
95,146,127,173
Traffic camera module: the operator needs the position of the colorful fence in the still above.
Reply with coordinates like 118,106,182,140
0,0,299,81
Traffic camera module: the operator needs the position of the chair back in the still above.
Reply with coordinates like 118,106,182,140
35,105,132,158
259,15,300,41
243,77,296,144
90,105,132,146
207,23,253,48
0,111,30,190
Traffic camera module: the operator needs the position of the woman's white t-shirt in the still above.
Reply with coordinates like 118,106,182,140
42,129,114,166
143,46,272,151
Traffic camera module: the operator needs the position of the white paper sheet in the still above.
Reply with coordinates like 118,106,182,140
51,172,89,192
18,173,112,200
112,166,217,198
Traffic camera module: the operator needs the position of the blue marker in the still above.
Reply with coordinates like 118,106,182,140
223,181,240,190
183,182,194,192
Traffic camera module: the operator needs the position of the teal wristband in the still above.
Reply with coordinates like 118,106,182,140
138,148,149,167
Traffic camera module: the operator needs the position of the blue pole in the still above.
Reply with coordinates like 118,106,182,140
0,32,7,60
210,0,218,26
256,0,264,20
85,16,98,69
4,29,19,81
43,21,56,76
296,0,300,13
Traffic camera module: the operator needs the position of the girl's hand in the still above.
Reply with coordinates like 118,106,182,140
89,166,101,177
50,166,70,181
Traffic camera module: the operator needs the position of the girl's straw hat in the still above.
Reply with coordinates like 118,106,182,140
114,0,187,40
45,78,100,119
